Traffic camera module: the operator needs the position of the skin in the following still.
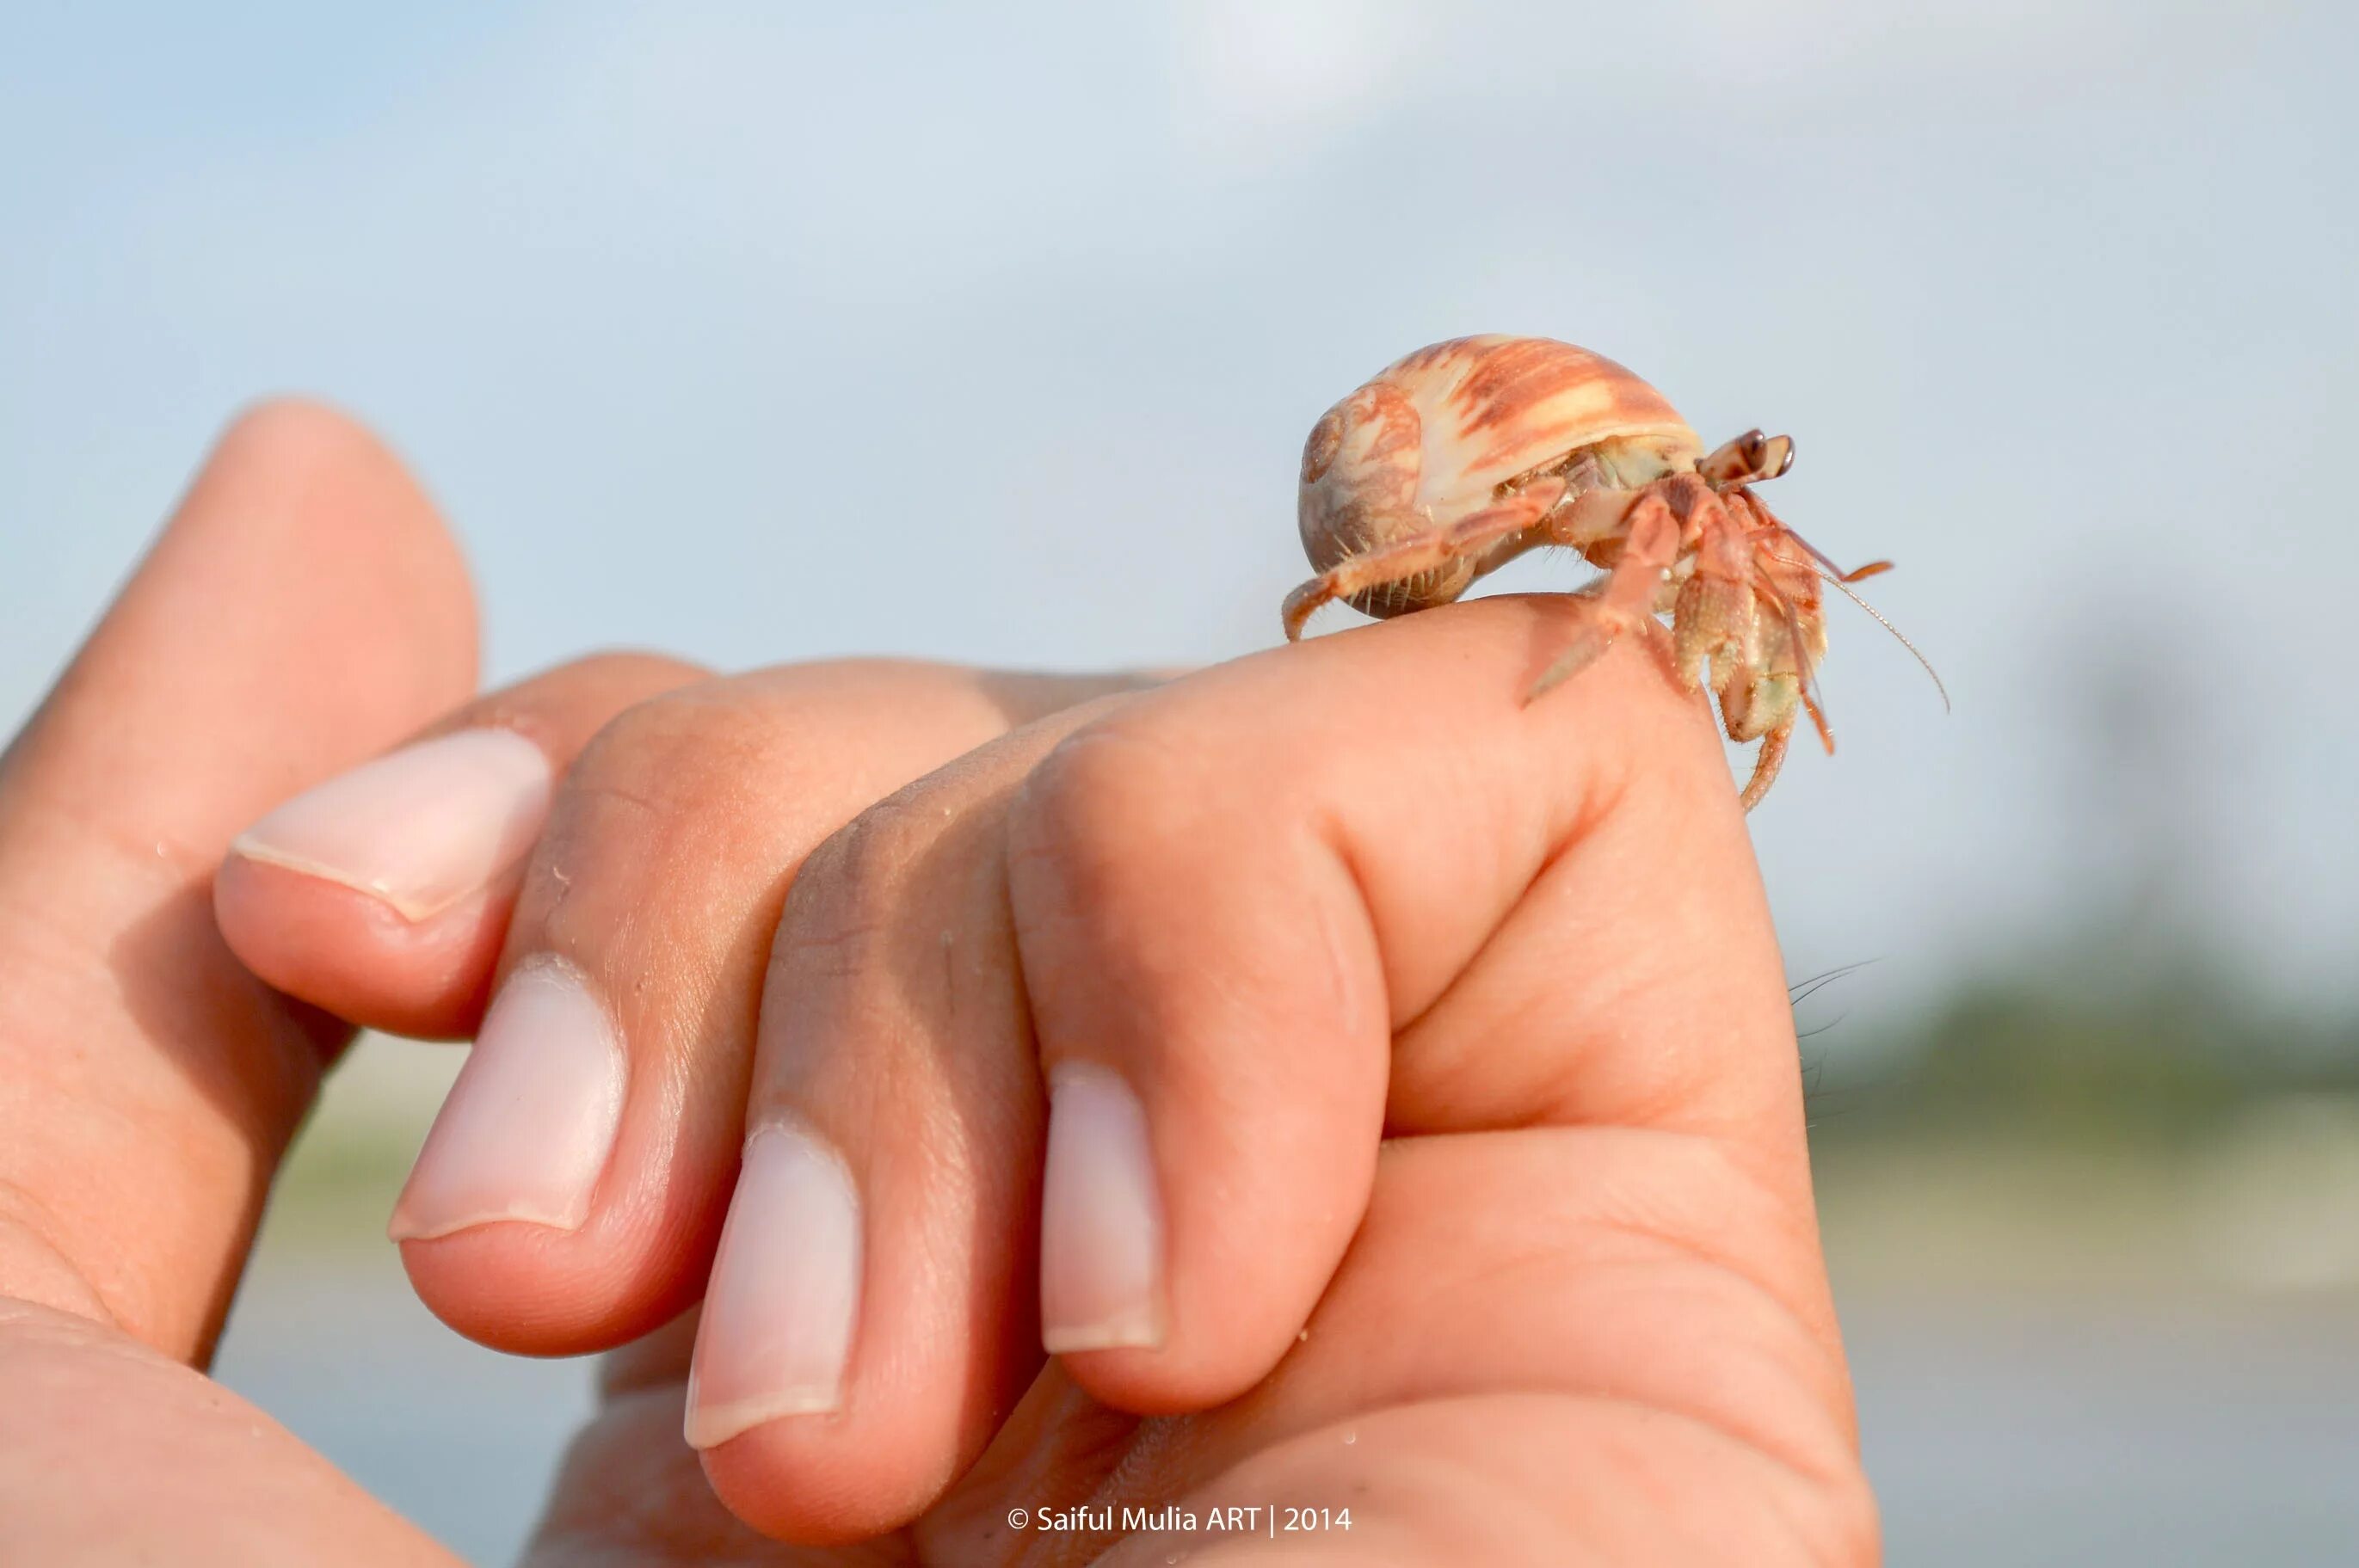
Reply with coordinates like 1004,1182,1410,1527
0,403,1876,1564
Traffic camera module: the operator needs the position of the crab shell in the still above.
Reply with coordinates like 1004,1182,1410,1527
1298,335,1703,584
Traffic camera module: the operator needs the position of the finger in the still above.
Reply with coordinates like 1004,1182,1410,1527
213,650,707,1039
683,593,1799,1543
1001,593,1818,1415
687,700,1120,1542
385,663,1154,1356
0,401,476,1361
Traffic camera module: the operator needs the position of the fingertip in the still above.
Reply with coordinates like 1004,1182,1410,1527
1038,1062,1166,1358
193,395,481,702
676,1115,999,1541
214,395,390,462
207,397,399,493
213,656,709,1045
385,956,711,1354
212,853,509,1040
1043,1241,1351,1420
212,723,563,1034
694,1422,936,1548
394,1219,710,1357
1032,1056,1377,1420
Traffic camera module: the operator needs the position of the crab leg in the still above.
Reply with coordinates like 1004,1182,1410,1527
1281,476,1569,641
1524,484,1686,700
1684,497,1828,812
1737,726,1792,811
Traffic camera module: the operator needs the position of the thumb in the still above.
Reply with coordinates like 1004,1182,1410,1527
0,399,478,1362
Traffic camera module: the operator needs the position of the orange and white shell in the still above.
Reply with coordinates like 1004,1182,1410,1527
1297,335,1703,572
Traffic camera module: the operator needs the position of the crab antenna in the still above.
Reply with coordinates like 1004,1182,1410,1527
1776,523,1886,590
1813,566,1950,713
1741,500,1950,715
1760,513,1950,715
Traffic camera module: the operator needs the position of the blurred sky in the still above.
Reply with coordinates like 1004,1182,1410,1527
3,1,2355,1039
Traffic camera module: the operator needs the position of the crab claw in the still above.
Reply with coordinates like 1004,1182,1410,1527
1674,571,1804,739
1669,539,1819,814
1672,572,1752,696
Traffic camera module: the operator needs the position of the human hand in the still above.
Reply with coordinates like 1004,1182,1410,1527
0,404,1142,1564
212,464,1878,1560
0,403,501,1564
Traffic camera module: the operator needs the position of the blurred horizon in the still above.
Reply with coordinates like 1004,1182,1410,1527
6,1,2356,1035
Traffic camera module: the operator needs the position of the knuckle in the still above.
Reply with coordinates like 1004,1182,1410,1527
564,687,745,821
1002,723,1226,1057
522,685,798,919
1007,717,1213,929
819,790,945,888
471,651,707,746
770,790,945,981
551,647,710,694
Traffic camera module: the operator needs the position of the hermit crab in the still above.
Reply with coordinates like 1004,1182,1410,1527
1283,334,1937,808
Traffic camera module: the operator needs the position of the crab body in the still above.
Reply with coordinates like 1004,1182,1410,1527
1284,335,1874,809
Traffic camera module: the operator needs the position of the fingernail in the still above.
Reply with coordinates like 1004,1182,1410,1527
231,729,552,921
388,956,625,1241
1040,1062,1165,1354
684,1121,863,1448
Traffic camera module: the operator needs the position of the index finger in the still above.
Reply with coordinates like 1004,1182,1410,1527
1022,589,1799,1142
1006,591,1820,1408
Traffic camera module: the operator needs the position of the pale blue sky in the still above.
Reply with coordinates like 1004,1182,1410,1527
4,1,2354,1035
